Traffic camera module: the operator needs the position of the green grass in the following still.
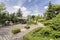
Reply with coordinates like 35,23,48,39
23,13,60,40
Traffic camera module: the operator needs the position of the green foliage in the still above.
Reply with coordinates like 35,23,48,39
44,13,60,31
23,27,43,40
31,27,43,34
44,2,60,20
31,15,35,20
10,13,20,24
0,3,7,24
12,28,20,34
0,3,6,11
38,19,46,22
30,20,36,24
0,3,23,25
27,19,37,25
23,13,60,40
25,25,30,29
27,15,42,25
16,8,22,17
43,20,52,26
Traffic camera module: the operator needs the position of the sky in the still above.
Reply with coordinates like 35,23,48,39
0,0,60,17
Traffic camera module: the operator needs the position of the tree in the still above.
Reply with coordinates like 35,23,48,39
16,8,22,17
0,3,6,12
0,3,7,24
10,13,16,23
44,1,60,20
31,15,35,20
48,1,52,9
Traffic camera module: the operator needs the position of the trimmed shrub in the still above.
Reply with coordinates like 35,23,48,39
25,25,30,29
27,19,37,25
30,20,37,24
23,27,43,40
38,19,45,22
12,28,20,34
44,21,52,26
32,27,43,34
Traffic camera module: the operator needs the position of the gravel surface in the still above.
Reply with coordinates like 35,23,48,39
0,23,44,40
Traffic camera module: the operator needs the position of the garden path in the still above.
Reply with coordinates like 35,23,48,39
0,23,44,40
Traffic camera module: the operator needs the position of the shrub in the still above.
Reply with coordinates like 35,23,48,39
50,31,60,38
23,13,60,40
30,20,37,24
23,27,43,40
27,19,37,25
25,25,30,29
33,21,37,24
44,21,52,26
38,19,45,22
32,27,43,34
12,28,20,34
40,27,53,37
